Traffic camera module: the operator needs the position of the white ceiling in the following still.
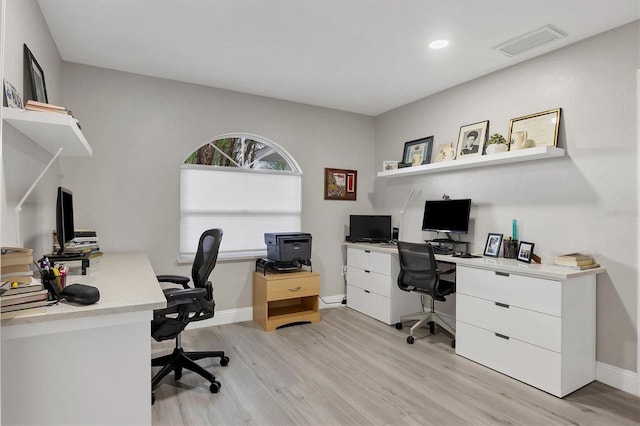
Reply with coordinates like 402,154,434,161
38,0,639,116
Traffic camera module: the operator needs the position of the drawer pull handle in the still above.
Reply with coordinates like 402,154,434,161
364,250,371,253
495,302,510,309
495,271,510,277
364,290,370,293
287,286,302,292
364,269,371,273
495,333,510,340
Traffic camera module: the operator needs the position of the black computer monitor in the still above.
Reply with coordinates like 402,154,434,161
421,199,471,239
56,187,75,255
349,215,392,243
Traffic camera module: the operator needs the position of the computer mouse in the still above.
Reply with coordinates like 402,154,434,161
460,252,473,258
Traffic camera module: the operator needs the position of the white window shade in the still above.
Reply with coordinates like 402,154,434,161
180,166,301,258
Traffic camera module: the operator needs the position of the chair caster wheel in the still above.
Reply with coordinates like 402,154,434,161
220,356,230,366
428,321,435,334
175,367,182,380
395,322,403,330
407,336,415,344
152,393,155,405
210,381,221,393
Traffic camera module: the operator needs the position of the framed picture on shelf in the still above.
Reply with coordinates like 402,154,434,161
3,79,23,108
456,120,488,158
517,241,535,263
483,233,503,257
382,160,399,171
24,44,48,103
433,142,456,162
324,168,357,201
402,136,433,166
508,108,561,150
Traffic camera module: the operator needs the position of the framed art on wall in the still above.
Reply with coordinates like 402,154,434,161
456,120,489,158
324,168,357,201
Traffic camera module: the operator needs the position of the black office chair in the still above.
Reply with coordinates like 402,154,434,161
396,241,456,347
151,228,229,404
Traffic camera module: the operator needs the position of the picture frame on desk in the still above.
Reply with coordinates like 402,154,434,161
483,233,503,257
517,241,535,263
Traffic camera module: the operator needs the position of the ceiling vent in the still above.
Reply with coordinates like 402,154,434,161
494,25,567,57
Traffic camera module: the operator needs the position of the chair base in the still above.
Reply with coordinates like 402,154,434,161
399,310,455,346
151,346,229,397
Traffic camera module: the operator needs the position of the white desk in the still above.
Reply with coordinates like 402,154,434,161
1,252,166,425
345,242,604,397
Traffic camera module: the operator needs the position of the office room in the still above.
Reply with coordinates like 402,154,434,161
0,0,639,425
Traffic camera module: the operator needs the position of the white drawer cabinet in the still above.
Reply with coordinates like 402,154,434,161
346,246,419,325
455,265,596,397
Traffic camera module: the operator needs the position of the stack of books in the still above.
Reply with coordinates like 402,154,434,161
0,247,47,319
52,228,102,258
553,253,600,270
25,100,82,129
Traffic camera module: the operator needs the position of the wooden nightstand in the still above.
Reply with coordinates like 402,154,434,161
253,270,320,331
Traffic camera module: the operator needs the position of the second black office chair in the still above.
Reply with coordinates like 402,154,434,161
151,228,229,404
396,241,456,347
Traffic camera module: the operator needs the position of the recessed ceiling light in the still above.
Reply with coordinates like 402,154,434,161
429,39,449,49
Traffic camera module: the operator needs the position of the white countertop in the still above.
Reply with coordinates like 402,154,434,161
345,242,605,281
1,252,167,327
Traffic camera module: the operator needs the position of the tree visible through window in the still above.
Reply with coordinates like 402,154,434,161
180,134,301,259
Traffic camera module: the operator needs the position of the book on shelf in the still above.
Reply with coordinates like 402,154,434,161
1,246,34,267
25,100,70,115
1,289,48,307
554,257,595,267
0,280,44,296
1,269,33,280
1,305,46,320
554,252,592,262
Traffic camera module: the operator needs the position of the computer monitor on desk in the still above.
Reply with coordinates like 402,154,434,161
422,198,471,254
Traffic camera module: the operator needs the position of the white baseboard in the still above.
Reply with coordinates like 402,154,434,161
596,361,639,396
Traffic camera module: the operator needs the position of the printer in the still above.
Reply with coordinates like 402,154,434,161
264,232,312,263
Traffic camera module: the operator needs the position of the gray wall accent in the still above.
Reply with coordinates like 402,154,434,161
374,22,638,372
58,64,375,309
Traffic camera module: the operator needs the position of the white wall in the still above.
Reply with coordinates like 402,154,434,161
1,0,63,254
374,22,638,373
58,64,375,309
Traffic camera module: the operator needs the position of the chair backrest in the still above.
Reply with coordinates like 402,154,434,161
191,228,223,289
397,241,439,295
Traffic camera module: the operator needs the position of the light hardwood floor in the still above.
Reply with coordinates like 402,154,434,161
152,307,640,425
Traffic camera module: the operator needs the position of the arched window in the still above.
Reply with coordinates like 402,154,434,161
180,133,302,259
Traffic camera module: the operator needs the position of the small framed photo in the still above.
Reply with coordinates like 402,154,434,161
24,44,48,103
433,142,456,162
508,108,561,150
483,233,503,257
517,241,535,263
456,120,489,158
402,136,433,166
382,160,399,171
324,168,357,201
3,79,23,108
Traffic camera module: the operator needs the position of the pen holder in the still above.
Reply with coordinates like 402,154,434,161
40,270,65,301
503,240,518,259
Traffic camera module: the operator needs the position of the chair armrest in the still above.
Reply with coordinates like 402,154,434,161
156,274,191,289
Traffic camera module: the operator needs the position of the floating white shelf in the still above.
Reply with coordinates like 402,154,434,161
2,107,92,157
377,146,565,178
